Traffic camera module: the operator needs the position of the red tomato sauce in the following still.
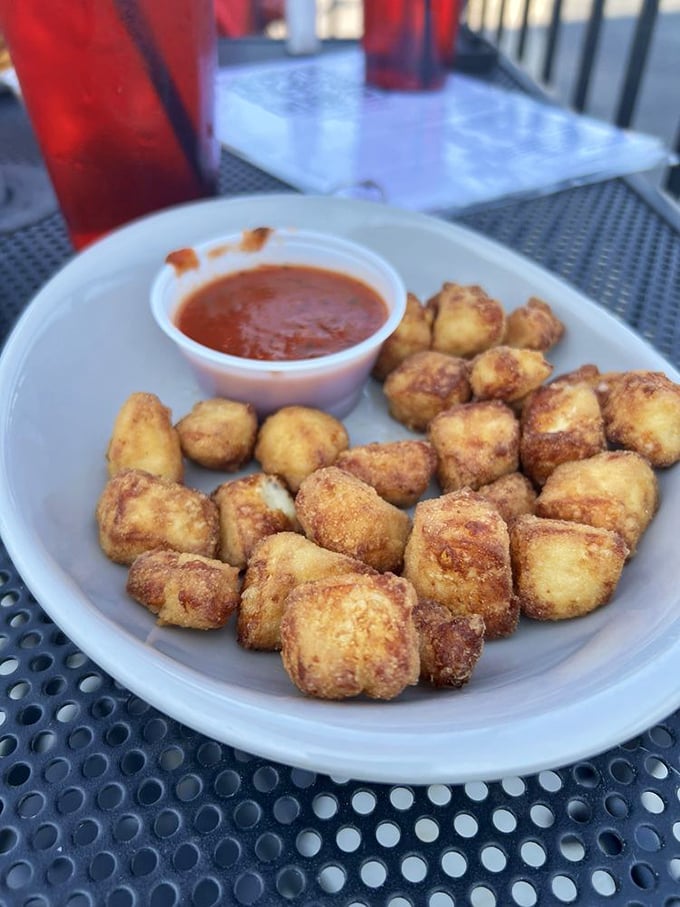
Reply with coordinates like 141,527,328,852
175,264,389,360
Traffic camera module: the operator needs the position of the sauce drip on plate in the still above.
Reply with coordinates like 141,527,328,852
175,264,388,361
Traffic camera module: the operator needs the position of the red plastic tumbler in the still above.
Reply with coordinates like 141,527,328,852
0,0,219,250
363,0,459,91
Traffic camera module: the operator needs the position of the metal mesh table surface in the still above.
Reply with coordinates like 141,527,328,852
1,71,680,907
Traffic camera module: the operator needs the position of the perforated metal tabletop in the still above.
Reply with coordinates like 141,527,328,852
1,54,680,907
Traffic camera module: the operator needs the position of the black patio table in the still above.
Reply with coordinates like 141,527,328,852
1,37,679,907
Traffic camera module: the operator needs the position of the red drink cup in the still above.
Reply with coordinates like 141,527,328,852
363,0,459,91
0,0,219,250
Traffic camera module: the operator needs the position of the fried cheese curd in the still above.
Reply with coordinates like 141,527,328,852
414,599,485,688
280,572,420,700
175,398,258,471
476,472,537,523
469,345,553,404
127,549,240,629
428,400,520,492
509,514,628,620
601,370,680,467
238,532,375,651
212,473,299,569
334,440,437,507
504,297,565,352
295,466,411,573
535,450,659,556
403,488,519,639
372,292,433,381
519,381,606,486
382,350,471,432
106,392,183,482
427,283,506,358
96,468,219,565
254,405,349,493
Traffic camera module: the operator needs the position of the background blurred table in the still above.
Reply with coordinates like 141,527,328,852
1,40,680,907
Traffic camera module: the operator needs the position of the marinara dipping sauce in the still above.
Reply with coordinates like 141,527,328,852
175,263,389,361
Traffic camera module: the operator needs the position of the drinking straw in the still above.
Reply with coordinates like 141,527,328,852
111,0,208,188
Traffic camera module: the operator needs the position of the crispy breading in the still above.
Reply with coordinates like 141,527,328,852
175,397,258,470
601,370,680,467
126,549,240,629
536,450,659,556
469,345,553,403
280,572,420,700
334,439,437,507
428,400,520,492
476,472,537,523
504,297,564,352
414,600,485,688
212,472,299,569
427,283,506,358
96,468,219,565
372,292,433,381
519,382,606,485
106,392,183,482
238,532,375,651
295,466,411,573
509,514,628,620
403,488,519,639
382,350,471,432
254,405,349,493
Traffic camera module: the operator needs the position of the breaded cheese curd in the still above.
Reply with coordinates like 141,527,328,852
428,400,520,492
175,397,258,470
127,549,240,629
96,468,219,565
509,514,628,620
403,488,519,639
212,473,299,569
382,350,471,432
372,292,432,381
427,283,506,358
414,599,485,688
535,450,659,556
106,391,183,482
334,439,437,507
280,572,420,700
254,405,349,493
295,466,411,573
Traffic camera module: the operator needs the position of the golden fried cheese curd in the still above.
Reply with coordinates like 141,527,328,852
504,297,565,352
403,488,519,639
254,405,349,493
519,381,606,486
413,600,485,688
382,350,471,432
372,292,432,381
427,283,506,358
238,532,375,651
469,345,553,403
295,466,411,573
106,391,183,482
535,450,659,556
96,468,219,565
476,472,537,523
428,400,520,492
601,370,680,467
175,398,258,471
126,549,240,629
334,440,437,508
509,514,628,620
212,472,299,569
280,572,420,700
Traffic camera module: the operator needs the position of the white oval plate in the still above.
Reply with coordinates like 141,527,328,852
1,194,679,785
